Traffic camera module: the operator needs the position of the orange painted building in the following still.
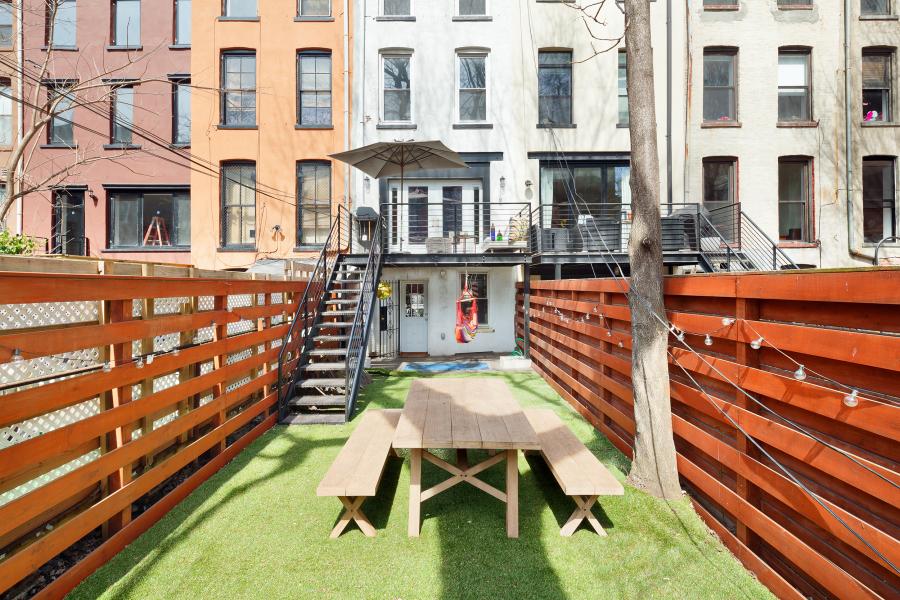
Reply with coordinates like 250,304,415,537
190,0,351,270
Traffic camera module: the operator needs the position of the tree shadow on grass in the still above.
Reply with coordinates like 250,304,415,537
71,429,343,599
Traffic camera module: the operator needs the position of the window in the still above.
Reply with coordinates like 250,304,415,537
297,51,332,126
382,0,410,16
539,162,630,229
0,80,11,145
299,0,330,16
49,0,77,47
382,54,411,122
48,83,75,146
778,158,812,242
173,79,190,145
221,51,256,126
221,162,256,247
538,51,573,125
863,50,893,122
112,0,141,47
174,0,191,45
703,50,736,122
408,185,427,242
778,50,811,122
702,0,738,7
703,159,735,206
109,190,190,248
777,0,812,6
0,2,12,47
458,53,486,122
110,85,134,145
224,0,256,18
297,161,331,246
458,0,486,15
861,0,891,15
863,158,896,243
460,273,488,325
618,50,628,125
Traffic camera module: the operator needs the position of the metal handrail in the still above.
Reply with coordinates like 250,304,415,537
739,209,798,270
343,214,384,420
276,209,351,419
874,236,899,265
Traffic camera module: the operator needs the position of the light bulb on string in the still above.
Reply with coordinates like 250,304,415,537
673,328,685,343
722,318,735,326
11,348,24,362
135,357,145,369
102,362,112,373
146,354,155,365
617,341,624,348
606,329,612,337
704,334,713,346
793,364,807,381
843,389,859,407
750,337,764,350
171,346,180,357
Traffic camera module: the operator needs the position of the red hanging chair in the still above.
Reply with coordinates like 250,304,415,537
455,281,479,343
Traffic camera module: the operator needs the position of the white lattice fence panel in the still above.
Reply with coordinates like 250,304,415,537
0,449,100,507
0,301,98,330
1,396,100,450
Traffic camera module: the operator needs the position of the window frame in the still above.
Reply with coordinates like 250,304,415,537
459,272,489,326
456,50,488,124
0,78,12,147
220,160,257,249
381,51,413,124
110,0,141,48
776,0,814,8
46,81,77,147
220,50,257,127
107,187,191,250
777,157,814,244
862,48,894,122
703,48,738,124
777,48,813,123
297,0,331,17
457,0,487,17
862,156,897,244
702,158,737,206
860,0,892,16
538,49,574,127
297,50,333,127
222,0,257,18
381,0,412,17
109,84,136,146
296,160,332,247
618,50,629,126
171,76,191,146
173,0,191,46
46,0,77,48
702,0,739,10
0,1,13,48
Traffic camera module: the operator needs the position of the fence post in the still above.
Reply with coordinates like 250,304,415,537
211,294,228,455
138,264,155,469
522,263,531,358
178,282,199,448
104,298,134,536
600,291,614,434
734,296,760,548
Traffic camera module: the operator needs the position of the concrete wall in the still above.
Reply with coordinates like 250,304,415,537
190,0,350,270
20,0,190,263
382,265,521,357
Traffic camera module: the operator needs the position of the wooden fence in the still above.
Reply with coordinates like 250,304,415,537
0,266,308,598
516,269,899,600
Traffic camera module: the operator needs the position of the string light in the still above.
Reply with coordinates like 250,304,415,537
793,364,807,381
750,337,764,350
721,317,735,326
843,389,859,408
135,357,145,369
11,348,24,362
704,334,713,346
102,362,112,373
171,346,181,357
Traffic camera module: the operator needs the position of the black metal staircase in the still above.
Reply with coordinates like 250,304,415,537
277,211,384,425
696,203,798,273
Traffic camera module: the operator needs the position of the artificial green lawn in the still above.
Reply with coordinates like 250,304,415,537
71,372,773,600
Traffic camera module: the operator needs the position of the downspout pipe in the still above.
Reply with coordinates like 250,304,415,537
844,0,871,262
15,0,23,234
666,0,673,213
343,0,351,213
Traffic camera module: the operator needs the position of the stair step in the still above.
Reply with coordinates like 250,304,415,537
315,335,349,342
325,299,359,305
310,348,348,356
299,378,347,388
316,321,354,328
288,395,345,408
281,413,347,425
322,310,357,317
301,362,347,372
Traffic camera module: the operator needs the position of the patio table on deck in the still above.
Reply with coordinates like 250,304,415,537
392,378,540,538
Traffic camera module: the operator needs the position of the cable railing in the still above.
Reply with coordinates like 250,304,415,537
276,206,353,419
699,203,797,272
380,200,532,255
344,214,384,420
47,235,90,256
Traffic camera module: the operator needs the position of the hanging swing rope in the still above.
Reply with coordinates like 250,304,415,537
455,274,479,343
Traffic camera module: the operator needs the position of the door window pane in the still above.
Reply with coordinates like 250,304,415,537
225,0,256,17
703,51,736,122
618,51,629,125
383,0,410,16
53,189,85,255
51,0,77,47
112,86,134,145
222,52,256,125
862,51,892,122
404,283,425,317
297,162,331,245
778,159,811,242
300,0,330,15
222,163,256,246
113,0,140,46
459,0,486,15
538,51,573,125
110,191,191,248
174,81,191,144
863,159,896,243
778,51,810,121
383,55,411,122
408,186,428,242
458,54,486,122
175,0,191,44
298,52,332,126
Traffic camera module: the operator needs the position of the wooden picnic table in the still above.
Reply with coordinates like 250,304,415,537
392,378,540,538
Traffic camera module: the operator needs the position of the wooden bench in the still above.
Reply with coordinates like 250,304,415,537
524,409,624,536
316,409,401,538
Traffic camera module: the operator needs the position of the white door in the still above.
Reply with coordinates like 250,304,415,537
386,180,483,253
399,281,428,354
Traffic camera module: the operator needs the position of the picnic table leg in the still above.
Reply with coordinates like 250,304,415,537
506,449,519,538
409,448,422,537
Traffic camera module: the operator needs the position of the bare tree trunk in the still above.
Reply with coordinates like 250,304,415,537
623,0,681,499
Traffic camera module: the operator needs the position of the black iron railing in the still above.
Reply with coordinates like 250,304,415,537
48,235,90,256
699,203,797,271
343,214,384,420
276,206,353,419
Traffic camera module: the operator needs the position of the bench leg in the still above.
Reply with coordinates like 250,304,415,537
331,496,376,539
409,448,422,537
560,495,605,537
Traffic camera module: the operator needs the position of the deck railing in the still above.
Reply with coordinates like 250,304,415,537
516,269,900,600
0,267,307,598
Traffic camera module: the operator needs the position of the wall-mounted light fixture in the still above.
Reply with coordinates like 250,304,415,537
499,176,506,190
524,179,533,188
364,177,371,193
